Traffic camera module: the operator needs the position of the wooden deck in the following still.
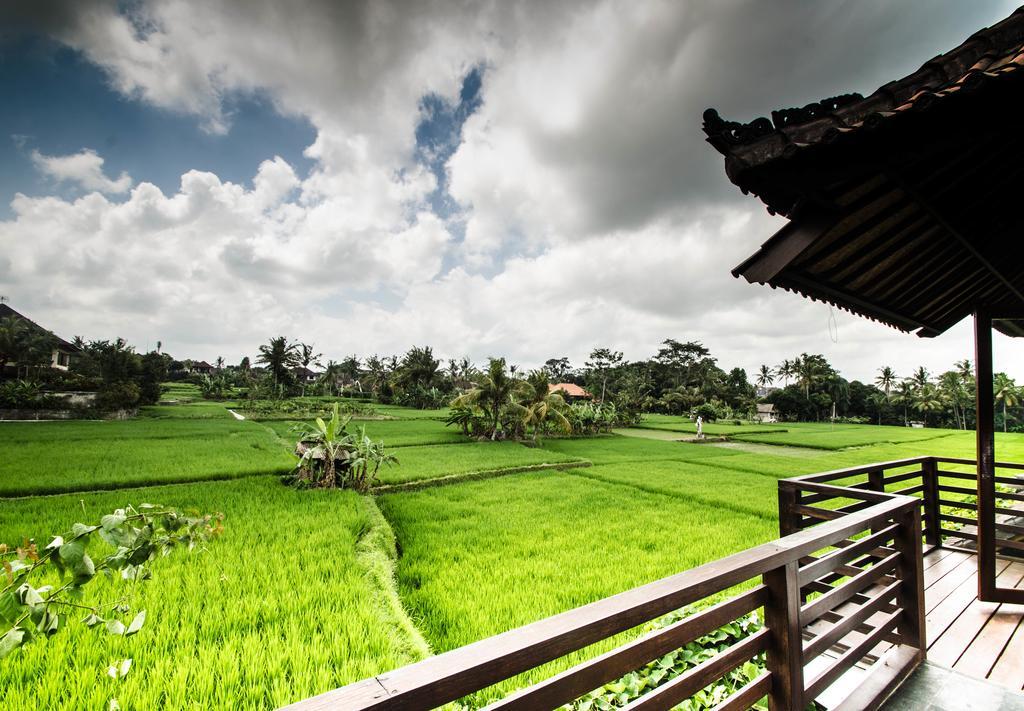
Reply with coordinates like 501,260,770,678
923,547,1024,691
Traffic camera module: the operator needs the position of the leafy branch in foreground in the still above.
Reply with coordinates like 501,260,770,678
0,504,224,659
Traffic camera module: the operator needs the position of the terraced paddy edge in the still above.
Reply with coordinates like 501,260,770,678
0,419,294,497
0,477,417,709
377,441,585,485
372,459,592,493
379,471,777,707
357,496,432,662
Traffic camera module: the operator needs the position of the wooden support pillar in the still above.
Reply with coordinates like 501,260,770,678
764,561,804,711
778,483,799,538
893,505,927,657
974,309,996,602
921,457,941,550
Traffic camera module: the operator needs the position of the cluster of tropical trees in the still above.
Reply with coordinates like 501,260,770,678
757,356,1023,431
70,338,169,411
445,359,635,441
0,315,59,379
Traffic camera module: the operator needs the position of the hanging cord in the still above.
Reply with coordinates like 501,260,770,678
827,305,839,343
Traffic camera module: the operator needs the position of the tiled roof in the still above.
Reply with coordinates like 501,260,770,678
549,383,591,398
715,6,1024,339
0,303,77,351
703,6,1024,214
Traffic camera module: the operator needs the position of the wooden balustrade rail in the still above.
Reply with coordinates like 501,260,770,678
284,458,938,711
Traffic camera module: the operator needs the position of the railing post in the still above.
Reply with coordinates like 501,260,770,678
764,561,804,711
921,457,941,549
892,504,927,659
868,467,885,492
778,482,800,537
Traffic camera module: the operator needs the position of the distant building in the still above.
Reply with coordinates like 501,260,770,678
755,385,778,399
292,366,321,384
0,303,77,373
188,360,215,375
549,383,592,401
754,403,777,423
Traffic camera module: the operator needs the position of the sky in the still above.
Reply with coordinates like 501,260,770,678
1,0,1022,383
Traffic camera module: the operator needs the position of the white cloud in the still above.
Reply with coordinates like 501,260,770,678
30,148,133,194
3,0,1024,380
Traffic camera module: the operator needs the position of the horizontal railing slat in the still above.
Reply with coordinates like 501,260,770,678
804,608,903,702
619,630,769,711
486,587,769,711
708,671,770,711
798,525,899,587
802,580,900,662
800,552,901,626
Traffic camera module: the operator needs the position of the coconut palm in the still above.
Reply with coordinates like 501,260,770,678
756,365,775,388
776,359,793,386
910,366,930,390
994,373,1019,433
519,370,571,441
256,336,300,388
913,383,945,427
875,366,897,399
891,380,915,426
452,357,519,440
795,354,827,401
955,359,973,381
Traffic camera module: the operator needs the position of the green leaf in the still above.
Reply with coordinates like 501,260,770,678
37,609,60,636
125,610,146,636
0,592,23,624
101,514,127,531
0,628,25,659
105,619,126,636
82,613,105,627
16,584,44,609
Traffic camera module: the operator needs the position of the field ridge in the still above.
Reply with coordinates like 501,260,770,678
565,466,778,521
357,496,433,664
371,459,593,494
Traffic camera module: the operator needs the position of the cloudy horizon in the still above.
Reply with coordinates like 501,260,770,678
2,0,1022,383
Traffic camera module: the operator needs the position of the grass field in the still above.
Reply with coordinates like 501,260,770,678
0,419,294,496
0,477,421,709
2,394,1021,709
260,417,468,448
375,441,585,485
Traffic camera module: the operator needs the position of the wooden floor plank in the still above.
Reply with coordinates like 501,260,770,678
988,614,1024,690
925,555,981,614
952,563,1024,678
923,550,971,588
922,547,962,573
927,560,1019,667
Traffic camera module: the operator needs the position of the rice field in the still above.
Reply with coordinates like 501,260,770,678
0,477,421,709
2,394,1022,709
0,419,294,496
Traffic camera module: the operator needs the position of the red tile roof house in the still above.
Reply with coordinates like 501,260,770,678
548,382,592,401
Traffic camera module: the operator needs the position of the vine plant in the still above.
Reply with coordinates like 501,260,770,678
0,504,224,659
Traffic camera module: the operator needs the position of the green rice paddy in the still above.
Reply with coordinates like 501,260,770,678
0,394,1017,708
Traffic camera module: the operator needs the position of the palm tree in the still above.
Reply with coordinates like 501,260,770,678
452,357,519,440
756,365,775,388
519,370,571,441
994,373,1019,433
956,359,973,381
938,370,967,430
875,366,897,399
910,366,930,390
795,354,826,401
256,336,300,389
913,383,944,427
215,356,225,372
777,359,793,386
891,380,915,426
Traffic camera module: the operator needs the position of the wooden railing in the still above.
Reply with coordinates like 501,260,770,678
781,456,1024,558
283,458,947,711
